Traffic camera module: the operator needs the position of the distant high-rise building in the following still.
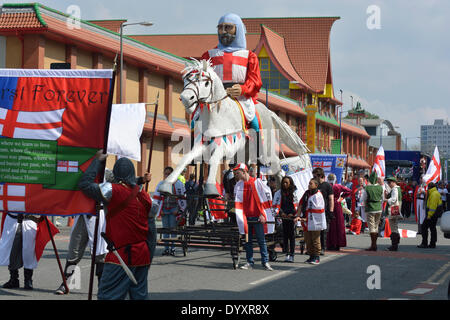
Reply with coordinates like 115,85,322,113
421,119,450,157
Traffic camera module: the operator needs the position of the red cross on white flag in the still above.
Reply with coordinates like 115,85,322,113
422,146,441,185
56,160,79,173
0,108,65,140
0,184,26,212
372,146,385,179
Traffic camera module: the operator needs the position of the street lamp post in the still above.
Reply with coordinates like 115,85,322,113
119,21,153,104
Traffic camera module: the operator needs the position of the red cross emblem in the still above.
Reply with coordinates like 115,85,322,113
0,184,26,212
0,108,63,138
210,52,248,81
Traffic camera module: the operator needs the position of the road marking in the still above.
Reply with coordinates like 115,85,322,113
437,268,450,285
249,270,293,285
249,255,341,285
402,282,439,297
425,261,450,283
404,287,434,295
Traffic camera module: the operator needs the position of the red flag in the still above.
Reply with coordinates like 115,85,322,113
35,218,60,261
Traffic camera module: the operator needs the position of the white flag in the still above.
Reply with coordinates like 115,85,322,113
422,146,441,185
372,146,385,179
289,168,313,200
107,103,146,161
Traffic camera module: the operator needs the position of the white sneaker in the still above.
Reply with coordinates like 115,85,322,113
263,263,274,271
289,255,294,263
284,255,291,262
240,262,253,270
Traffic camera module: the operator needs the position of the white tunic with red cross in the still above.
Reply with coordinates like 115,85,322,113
205,49,255,121
207,49,249,84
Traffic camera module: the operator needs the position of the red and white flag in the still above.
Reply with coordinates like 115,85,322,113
56,160,79,173
422,146,441,185
0,183,26,212
0,108,65,140
234,178,275,235
372,146,385,179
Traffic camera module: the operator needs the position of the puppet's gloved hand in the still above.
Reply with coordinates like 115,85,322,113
226,84,242,98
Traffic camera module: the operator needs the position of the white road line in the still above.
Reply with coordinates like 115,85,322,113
249,270,293,285
404,287,434,295
249,255,342,286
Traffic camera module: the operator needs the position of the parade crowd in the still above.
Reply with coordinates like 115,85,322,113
0,151,448,300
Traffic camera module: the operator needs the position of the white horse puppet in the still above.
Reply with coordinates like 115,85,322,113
157,59,311,196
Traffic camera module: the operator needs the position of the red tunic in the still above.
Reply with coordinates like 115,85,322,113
201,49,262,104
242,177,260,218
105,184,152,266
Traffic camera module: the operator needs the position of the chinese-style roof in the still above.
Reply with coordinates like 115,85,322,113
0,4,47,32
242,17,340,93
129,33,261,59
342,121,370,138
87,19,127,33
255,25,312,91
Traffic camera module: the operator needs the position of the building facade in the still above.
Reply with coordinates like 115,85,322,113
0,3,373,191
421,119,450,158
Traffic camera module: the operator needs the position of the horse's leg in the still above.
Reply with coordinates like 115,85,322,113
157,142,205,195
203,143,225,196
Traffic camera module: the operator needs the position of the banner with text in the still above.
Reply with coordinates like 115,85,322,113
309,154,347,184
0,69,113,216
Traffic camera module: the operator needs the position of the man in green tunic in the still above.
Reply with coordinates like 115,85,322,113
364,171,383,251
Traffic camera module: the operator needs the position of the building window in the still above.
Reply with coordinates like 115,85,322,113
259,57,290,97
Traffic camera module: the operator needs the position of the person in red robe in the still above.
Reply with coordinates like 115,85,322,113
326,174,352,250
78,151,152,300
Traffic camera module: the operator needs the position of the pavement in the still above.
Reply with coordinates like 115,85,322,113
0,215,448,301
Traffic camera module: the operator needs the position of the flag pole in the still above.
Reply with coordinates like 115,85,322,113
45,216,69,294
145,92,160,192
88,68,116,300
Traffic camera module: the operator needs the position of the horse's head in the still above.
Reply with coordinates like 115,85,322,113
180,59,227,114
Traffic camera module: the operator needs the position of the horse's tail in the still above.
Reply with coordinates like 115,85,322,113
270,110,312,169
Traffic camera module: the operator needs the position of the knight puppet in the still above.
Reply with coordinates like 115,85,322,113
201,13,262,132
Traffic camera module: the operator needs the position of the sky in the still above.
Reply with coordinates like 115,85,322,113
4,0,450,148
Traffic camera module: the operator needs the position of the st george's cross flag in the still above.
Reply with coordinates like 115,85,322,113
0,68,114,217
234,178,275,235
372,145,385,179
422,146,441,185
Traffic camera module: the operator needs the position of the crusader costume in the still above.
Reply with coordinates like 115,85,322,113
78,156,152,300
201,13,262,132
0,210,58,290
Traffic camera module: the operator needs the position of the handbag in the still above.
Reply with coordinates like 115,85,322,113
390,205,401,216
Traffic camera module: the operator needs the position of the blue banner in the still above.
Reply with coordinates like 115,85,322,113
309,154,347,184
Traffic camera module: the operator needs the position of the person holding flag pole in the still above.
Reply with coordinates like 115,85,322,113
78,151,153,300
418,146,443,249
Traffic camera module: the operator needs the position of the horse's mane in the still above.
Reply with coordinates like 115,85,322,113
182,58,213,78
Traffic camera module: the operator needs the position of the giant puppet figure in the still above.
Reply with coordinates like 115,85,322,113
157,14,311,197
201,13,262,132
